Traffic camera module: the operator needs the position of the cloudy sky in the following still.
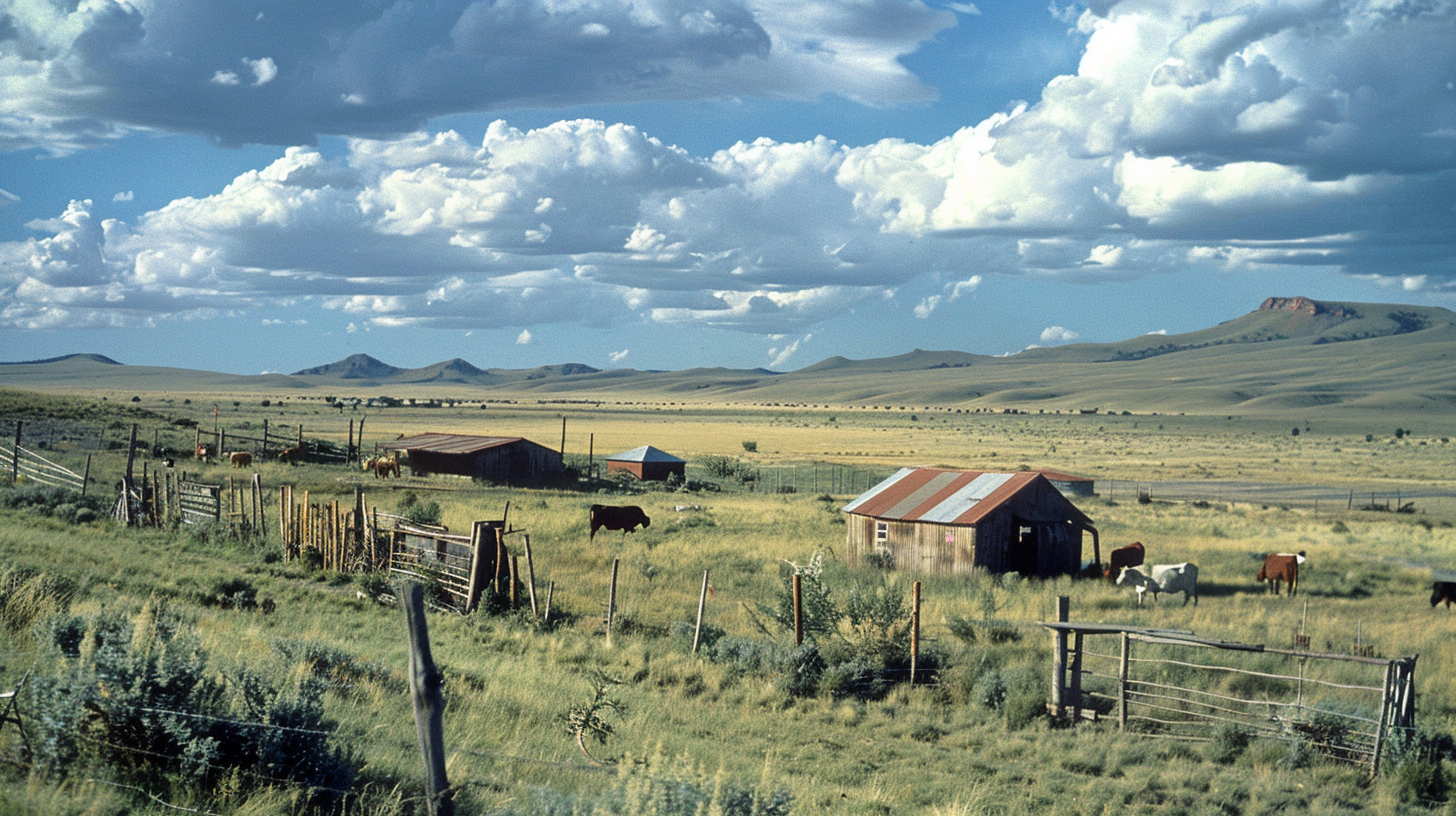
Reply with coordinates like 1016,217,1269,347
1,0,1453,375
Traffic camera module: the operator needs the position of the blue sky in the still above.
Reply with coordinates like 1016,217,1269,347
1,0,1453,375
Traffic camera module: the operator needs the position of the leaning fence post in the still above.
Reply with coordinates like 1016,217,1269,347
692,569,710,654
544,581,555,624
524,535,539,617
606,558,619,647
399,582,453,816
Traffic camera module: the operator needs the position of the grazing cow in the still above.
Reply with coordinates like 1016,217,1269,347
1105,541,1146,582
1257,553,1303,596
1118,563,1199,607
589,504,651,540
1432,581,1456,609
229,451,252,468
277,446,304,465
373,458,399,479
195,443,214,462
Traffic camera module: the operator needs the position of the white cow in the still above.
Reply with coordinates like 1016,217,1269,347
1117,563,1199,607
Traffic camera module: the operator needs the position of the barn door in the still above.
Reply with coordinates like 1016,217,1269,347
1008,519,1040,576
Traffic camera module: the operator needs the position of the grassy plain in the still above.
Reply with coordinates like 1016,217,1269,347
2,387,1456,814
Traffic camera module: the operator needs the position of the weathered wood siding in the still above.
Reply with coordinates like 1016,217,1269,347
845,476,1088,577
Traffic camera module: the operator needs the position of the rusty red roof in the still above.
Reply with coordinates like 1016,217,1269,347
379,433,526,455
843,468,1086,526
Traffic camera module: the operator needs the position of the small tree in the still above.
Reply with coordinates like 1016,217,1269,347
741,441,758,453
763,553,842,640
563,671,626,764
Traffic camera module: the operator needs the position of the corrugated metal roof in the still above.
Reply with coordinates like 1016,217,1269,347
842,468,1052,526
379,433,525,455
605,445,685,463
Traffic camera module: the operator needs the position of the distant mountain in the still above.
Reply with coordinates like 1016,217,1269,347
0,353,122,366
4,297,1454,416
291,354,402,380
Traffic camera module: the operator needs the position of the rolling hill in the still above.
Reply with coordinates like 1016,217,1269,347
3,297,1453,416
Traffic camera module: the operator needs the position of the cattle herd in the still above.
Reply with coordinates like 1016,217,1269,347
1104,544,1310,606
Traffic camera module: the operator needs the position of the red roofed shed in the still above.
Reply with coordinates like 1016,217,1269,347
842,468,1099,577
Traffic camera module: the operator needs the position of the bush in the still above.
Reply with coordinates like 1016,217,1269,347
1385,728,1455,806
25,603,356,803
398,492,443,526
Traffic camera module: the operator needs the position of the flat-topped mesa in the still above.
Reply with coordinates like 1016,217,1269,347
1259,296,1358,319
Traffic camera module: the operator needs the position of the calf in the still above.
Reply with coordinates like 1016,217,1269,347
1257,553,1303,596
589,504,651,540
195,443,214,462
1118,563,1199,607
1105,541,1146,582
1432,581,1456,609
229,451,252,468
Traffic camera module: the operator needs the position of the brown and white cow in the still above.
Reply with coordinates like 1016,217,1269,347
229,451,252,468
373,458,400,478
1257,552,1305,596
1105,541,1146,582
195,443,215,462
589,504,650,540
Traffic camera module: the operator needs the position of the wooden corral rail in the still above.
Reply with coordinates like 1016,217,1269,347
1044,611,1417,775
2,444,88,493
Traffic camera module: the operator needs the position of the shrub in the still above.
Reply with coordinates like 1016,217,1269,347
1384,728,1455,806
25,603,356,802
762,552,841,640
973,671,1010,711
398,492,443,526
741,441,758,453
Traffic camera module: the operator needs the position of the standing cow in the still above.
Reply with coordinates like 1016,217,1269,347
277,446,304,465
1118,563,1199,606
229,451,252,468
1105,541,1146,582
1258,552,1305,596
589,505,651,540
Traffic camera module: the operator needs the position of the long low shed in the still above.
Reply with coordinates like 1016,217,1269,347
843,468,1099,577
380,433,564,484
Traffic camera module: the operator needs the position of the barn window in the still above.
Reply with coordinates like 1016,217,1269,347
875,521,888,544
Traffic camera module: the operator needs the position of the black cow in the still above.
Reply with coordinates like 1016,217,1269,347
589,504,650,540
1432,581,1456,609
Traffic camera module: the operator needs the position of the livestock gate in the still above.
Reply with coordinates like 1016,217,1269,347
1045,613,1417,774
386,515,526,614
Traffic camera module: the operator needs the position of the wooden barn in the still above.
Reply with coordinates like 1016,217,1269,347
379,433,564,484
604,445,687,481
842,468,1100,577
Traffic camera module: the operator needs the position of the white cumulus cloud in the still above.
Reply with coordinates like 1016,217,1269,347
1039,326,1079,345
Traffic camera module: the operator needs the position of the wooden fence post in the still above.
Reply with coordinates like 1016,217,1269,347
1051,596,1069,717
544,581,554,624
399,582,454,816
510,556,519,609
10,420,21,485
524,535,539,617
793,574,803,646
82,454,91,497
910,581,921,685
466,522,490,613
1373,659,1395,776
692,570,710,654
606,558,619,647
